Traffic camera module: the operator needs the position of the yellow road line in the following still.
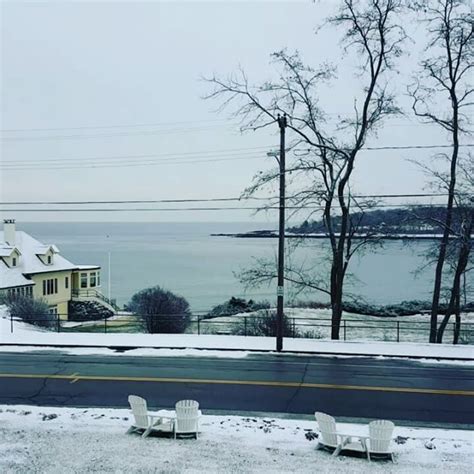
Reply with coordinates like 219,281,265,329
70,372,80,384
0,373,473,396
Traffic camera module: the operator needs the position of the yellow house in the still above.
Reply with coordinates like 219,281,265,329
0,219,114,319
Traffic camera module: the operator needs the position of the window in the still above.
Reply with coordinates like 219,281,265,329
90,272,96,288
12,257,17,267
80,273,88,288
44,278,59,295
97,271,101,287
65,276,69,289
47,255,52,264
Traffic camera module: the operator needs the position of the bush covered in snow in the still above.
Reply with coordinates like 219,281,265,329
68,301,114,322
207,297,270,319
127,286,191,334
297,299,474,317
4,295,55,329
231,309,294,337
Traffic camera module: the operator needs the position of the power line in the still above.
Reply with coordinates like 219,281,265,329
0,154,264,169
351,193,458,199
0,124,237,141
364,144,473,151
0,154,267,171
0,193,461,206
0,118,230,133
0,204,457,213
0,147,272,164
0,198,256,205
2,144,473,171
0,145,272,166
0,124,461,143
0,112,449,133
294,144,474,154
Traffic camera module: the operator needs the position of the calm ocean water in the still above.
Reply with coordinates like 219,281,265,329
20,222,440,312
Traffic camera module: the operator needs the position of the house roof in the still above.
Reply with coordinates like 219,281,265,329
0,246,16,257
34,244,59,255
75,265,101,271
0,260,34,289
0,230,88,289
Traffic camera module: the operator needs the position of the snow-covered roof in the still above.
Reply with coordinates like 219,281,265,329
0,260,34,289
0,229,88,289
34,244,59,255
74,265,100,271
0,246,16,257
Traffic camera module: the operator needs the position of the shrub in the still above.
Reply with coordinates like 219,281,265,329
458,328,474,345
128,286,191,334
68,301,114,322
284,299,474,317
293,301,330,310
297,328,325,339
5,295,55,329
231,309,294,337
341,300,433,317
207,297,270,318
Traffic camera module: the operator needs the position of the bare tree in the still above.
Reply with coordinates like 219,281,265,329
408,0,473,343
434,158,474,343
205,0,405,339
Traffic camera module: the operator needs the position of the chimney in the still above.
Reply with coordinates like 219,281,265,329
3,219,16,245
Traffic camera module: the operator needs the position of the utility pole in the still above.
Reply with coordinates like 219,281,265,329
108,251,111,300
276,113,287,352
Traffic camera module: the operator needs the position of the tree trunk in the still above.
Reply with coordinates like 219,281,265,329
330,255,344,340
330,264,340,340
436,217,472,343
429,110,459,342
436,255,464,343
436,290,456,343
453,292,461,345
331,286,343,340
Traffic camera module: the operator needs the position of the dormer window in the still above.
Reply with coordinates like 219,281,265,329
12,257,17,267
35,247,54,265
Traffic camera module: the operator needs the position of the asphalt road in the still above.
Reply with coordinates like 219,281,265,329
0,350,473,425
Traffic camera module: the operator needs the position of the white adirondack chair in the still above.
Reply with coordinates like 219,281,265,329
342,419,395,462
174,399,201,439
365,420,395,461
314,412,345,456
127,395,174,438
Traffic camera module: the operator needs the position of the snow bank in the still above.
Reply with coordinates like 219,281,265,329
0,405,472,473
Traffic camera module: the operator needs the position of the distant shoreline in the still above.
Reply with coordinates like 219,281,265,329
211,231,446,240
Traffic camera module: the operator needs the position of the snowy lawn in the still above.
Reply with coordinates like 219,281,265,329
3,304,474,345
197,308,474,344
1,307,473,361
0,405,472,473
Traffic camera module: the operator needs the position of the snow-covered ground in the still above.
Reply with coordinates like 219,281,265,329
198,308,474,344
1,405,472,473
1,306,473,361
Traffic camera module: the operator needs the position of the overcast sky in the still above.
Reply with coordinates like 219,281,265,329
0,0,458,223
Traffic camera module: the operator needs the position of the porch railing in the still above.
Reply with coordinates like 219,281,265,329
71,289,120,311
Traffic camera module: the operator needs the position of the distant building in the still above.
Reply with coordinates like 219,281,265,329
0,219,113,319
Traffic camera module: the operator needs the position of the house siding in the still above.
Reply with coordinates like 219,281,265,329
30,270,72,319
